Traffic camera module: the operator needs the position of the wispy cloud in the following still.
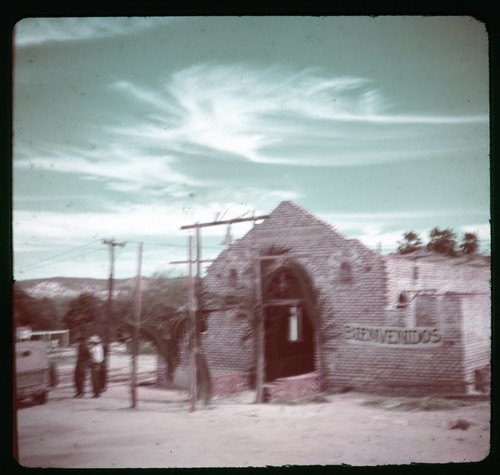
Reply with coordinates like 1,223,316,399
13,205,188,250
317,208,490,224
14,17,174,47
14,61,488,204
109,63,488,167
14,143,203,195
13,197,271,246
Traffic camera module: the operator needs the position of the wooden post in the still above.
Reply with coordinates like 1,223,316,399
105,243,114,391
188,235,197,411
177,214,271,405
195,225,202,402
253,218,266,403
102,239,125,389
131,242,143,408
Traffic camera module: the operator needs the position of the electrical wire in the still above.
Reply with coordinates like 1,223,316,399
15,246,106,273
14,233,491,275
15,240,103,271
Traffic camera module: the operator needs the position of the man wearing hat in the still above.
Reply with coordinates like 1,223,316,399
88,335,104,398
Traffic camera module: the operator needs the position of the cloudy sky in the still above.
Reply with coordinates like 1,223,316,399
12,16,490,280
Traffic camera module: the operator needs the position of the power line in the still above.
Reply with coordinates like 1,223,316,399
126,240,185,248
16,247,106,273
15,233,490,275
15,240,104,272
127,240,234,249
15,240,191,272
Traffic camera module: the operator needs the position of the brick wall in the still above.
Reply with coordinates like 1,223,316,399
378,256,490,395
211,371,251,397
263,372,321,403
159,201,491,398
201,311,254,373
202,201,389,393
384,256,490,311
460,293,491,391
331,294,468,396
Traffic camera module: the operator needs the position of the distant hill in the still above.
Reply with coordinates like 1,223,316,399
15,277,149,301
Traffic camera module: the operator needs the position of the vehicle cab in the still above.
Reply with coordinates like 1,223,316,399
15,341,57,405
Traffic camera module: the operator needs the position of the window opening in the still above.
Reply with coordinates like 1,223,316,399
288,305,303,342
228,268,238,285
339,261,353,283
415,294,437,326
397,292,409,308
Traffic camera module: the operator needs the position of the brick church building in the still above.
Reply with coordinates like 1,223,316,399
162,201,490,402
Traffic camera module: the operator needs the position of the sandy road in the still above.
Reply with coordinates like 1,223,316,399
13,349,491,469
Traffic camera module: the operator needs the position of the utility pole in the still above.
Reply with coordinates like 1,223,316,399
180,214,270,405
170,226,207,411
171,234,200,411
194,226,202,407
251,214,267,403
188,234,197,411
131,242,143,409
102,238,126,389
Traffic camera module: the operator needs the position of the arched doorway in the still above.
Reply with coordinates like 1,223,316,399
262,262,317,382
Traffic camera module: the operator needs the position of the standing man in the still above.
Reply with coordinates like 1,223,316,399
88,335,104,398
74,335,90,397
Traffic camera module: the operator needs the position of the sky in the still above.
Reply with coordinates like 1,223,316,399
12,16,490,281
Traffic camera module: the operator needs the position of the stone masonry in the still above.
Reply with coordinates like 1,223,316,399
162,201,490,400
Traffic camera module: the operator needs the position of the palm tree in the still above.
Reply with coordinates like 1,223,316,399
396,231,423,255
123,303,213,403
426,227,458,257
459,232,479,255
121,273,212,403
63,292,103,342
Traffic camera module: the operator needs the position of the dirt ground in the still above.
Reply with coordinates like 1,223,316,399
13,347,491,469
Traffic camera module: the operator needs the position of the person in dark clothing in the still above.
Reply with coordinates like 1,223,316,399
74,336,90,397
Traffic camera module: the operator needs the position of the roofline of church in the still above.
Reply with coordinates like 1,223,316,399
207,201,490,270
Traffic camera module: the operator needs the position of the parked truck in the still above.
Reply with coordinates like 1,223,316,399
15,341,58,405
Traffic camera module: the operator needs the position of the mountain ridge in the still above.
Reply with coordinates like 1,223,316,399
15,276,152,301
